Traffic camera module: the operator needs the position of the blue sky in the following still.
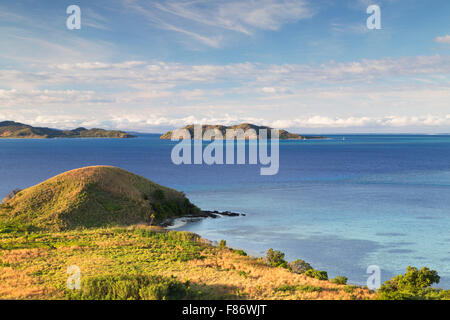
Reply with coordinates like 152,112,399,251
0,0,449,133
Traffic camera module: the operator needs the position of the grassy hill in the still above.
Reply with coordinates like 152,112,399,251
0,166,200,231
0,121,135,139
160,123,324,140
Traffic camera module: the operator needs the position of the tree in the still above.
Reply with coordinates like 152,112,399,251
266,248,288,268
305,269,328,281
289,259,313,274
378,266,441,300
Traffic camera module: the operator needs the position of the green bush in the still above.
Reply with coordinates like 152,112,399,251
274,284,322,293
305,269,328,280
332,276,348,285
377,266,445,300
233,249,247,256
218,240,227,248
266,248,288,268
274,284,297,293
238,271,247,278
343,285,358,293
166,230,200,243
68,274,189,300
289,259,313,274
298,285,323,293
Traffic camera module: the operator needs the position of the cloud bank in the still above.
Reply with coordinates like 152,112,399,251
1,54,449,133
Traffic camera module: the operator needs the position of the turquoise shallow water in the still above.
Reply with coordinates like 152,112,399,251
0,134,449,287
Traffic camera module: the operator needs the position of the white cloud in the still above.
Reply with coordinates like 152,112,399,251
0,27,115,66
435,35,450,44
124,0,313,47
2,113,450,134
0,55,449,133
271,115,450,129
83,8,110,30
0,5,115,67
2,55,449,91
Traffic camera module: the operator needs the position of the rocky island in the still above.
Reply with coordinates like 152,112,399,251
0,121,136,139
160,123,324,140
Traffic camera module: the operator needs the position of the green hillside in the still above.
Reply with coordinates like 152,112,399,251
0,166,200,231
0,121,135,138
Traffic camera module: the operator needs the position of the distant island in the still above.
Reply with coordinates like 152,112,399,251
160,123,325,140
0,121,136,139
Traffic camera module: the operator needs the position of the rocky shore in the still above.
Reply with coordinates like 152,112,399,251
160,210,245,227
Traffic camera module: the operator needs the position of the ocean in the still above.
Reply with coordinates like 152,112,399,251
0,134,449,288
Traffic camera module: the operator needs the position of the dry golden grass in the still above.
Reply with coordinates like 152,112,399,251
168,250,375,300
1,248,49,264
0,226,375,300
0,267,57,299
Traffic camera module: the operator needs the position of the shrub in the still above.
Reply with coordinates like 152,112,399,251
274,284,298,293
305,269,328,280
343,285,358,293
298,285,322,293
238,271,247,278
274,284,322,293
266,248,288,268
218,240,227,248
332,276,348,285
166,231,200,243
289,259,313,274
377,266,443,300
68,274,189,300
233,249,247,256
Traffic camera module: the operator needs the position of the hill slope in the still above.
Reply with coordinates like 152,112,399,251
0,166,200,231
0,226,376,300
0,121,135,138
160,123,324,140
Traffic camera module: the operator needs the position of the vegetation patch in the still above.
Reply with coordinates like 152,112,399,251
331,276,348,285
67,274,191,300
377,266,450,300
305,269,328,281
274,284,323,293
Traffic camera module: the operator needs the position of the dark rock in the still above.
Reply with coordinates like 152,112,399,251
160,210,245,227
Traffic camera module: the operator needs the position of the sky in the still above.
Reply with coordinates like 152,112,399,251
0,0,449,133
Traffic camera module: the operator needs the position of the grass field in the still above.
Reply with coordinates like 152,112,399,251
0,225,375,300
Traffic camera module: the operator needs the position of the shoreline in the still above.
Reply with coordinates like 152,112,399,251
164,211,450,291
161,210,245,229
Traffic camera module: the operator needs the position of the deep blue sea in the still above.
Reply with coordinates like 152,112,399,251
0,134,449,288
